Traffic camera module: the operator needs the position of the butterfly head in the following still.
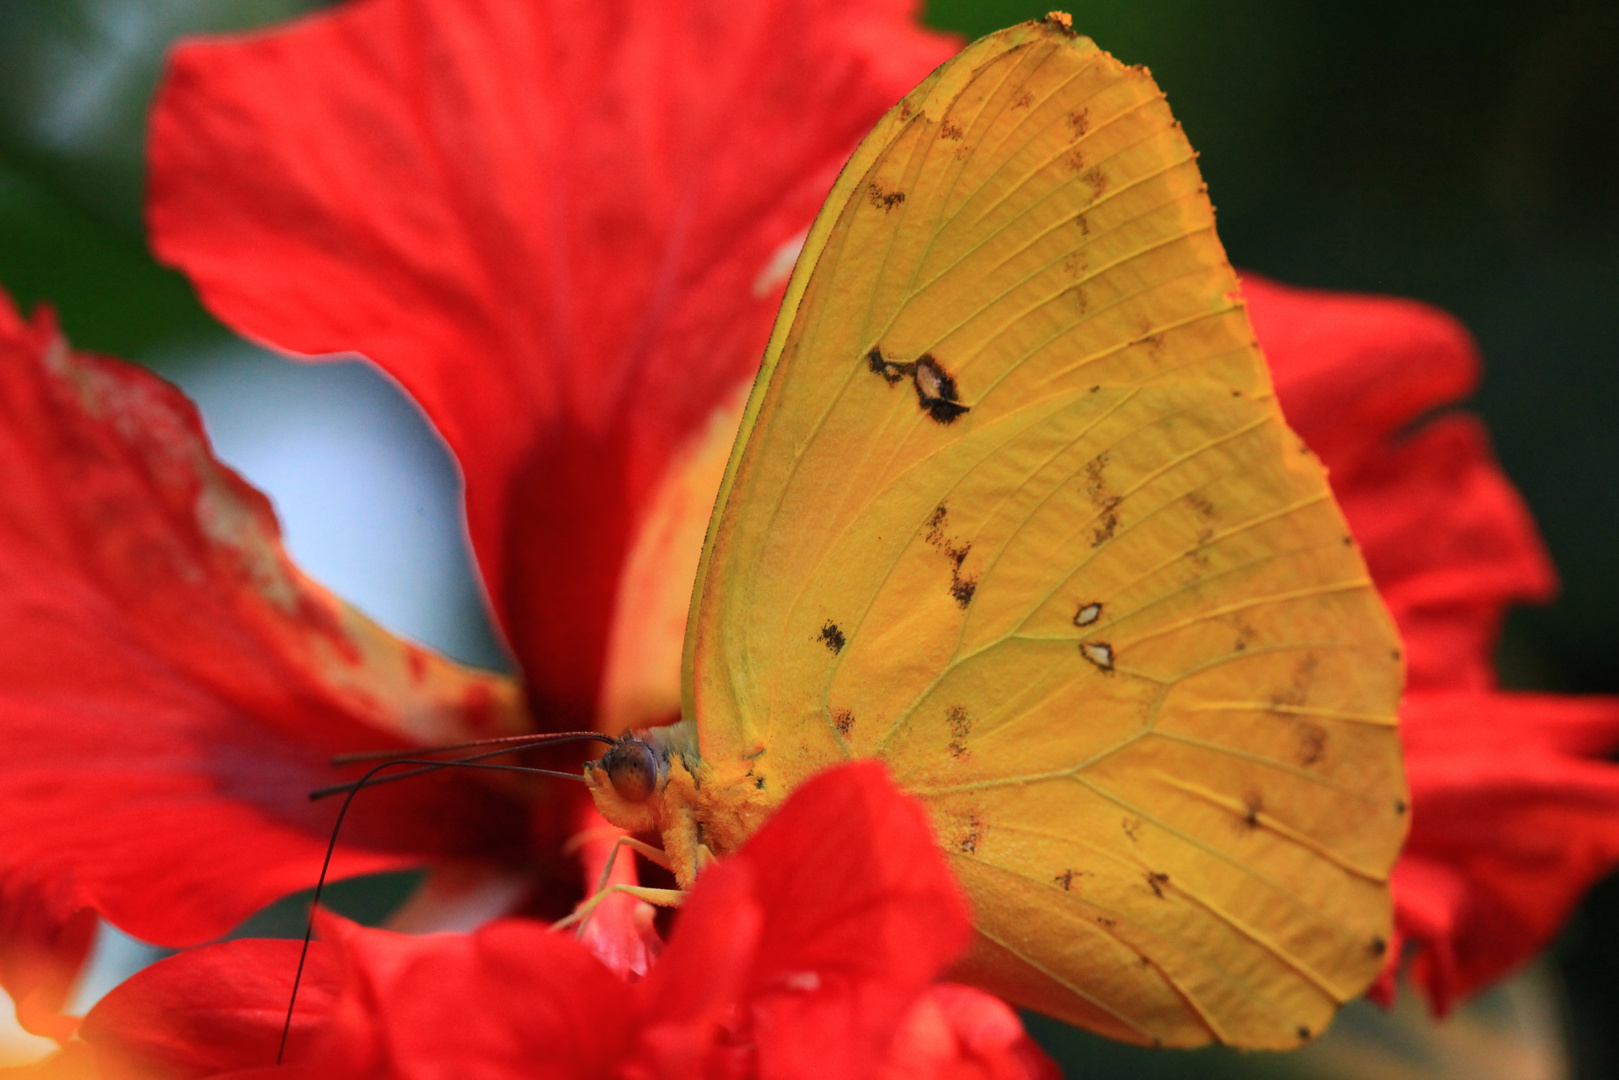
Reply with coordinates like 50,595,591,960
584,723,702,842
600,735,661,803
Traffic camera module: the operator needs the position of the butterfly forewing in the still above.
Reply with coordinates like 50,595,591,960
686,18,1405,1049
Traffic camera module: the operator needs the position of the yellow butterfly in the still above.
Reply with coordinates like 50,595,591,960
585,13,1407,1050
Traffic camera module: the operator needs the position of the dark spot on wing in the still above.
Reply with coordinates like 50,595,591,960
865,349,970,425
832,707,854,737
1083,452,1108,496
1121,816,1142,843
1065,149,1086,174
1080,641,1114,671
1394,799,1408,816
1296,723,1328,767
1055,869,1075,891
912,354,970,424
1370,936,1388,958
754,776,766,790
939,120,965,141
1066,108,1090,139
1073,601,1103,627
1186,493,1219,566
1271,653,1320,708
819,620,846,654
950,576,977,608
1242,793,1263,829
1082,452,1117,542
866,181,905,212
867,346,905,385
1082,452,1122,550
1091,496,1120,547
1297,1026,1312,1041
946,705,971,759
1145,871,1170,898
924,504,978,609
1011,90,1035,109
1081,166,1107,200
958,817,983,854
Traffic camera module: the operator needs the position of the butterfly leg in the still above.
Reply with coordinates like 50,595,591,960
591,835,673,896
552,883,685,936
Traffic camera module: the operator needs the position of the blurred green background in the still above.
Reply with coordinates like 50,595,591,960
0,0,1614,1076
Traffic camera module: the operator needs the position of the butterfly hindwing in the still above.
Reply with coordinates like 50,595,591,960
685,17,1406,1049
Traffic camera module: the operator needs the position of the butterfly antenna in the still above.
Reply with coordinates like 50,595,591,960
310,732,616,800
278,733,616,1064
329,730,611,767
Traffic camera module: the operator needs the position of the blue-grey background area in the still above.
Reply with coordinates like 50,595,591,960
0,0,1613,1076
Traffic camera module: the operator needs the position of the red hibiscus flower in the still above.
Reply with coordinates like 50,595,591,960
1249,275,1619,1012
51,764,1056,1080
0,0,957,1049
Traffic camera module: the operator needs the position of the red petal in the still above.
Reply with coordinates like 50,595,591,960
300,914,631,1080
623,861,762,1080
148,0,957,727
0,298,534,1029
730,761,973,996
1244,273,1479,471
1331,414,1556,690
1396,691,1619,1010
872,984,1058,1080
631,761,976,1080
1244,274,1557,689
74,939,338,1079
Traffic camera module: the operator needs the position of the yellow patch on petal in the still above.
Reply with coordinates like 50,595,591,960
597,379,749,735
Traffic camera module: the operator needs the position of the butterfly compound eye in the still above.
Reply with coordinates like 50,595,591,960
604,738,659,803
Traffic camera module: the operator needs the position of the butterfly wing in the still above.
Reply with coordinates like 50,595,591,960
684,17,1406,1049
